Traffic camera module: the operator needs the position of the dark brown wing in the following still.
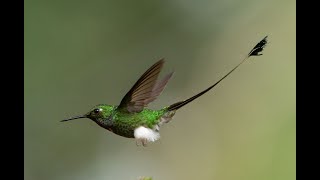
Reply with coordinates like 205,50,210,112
117,59,173,113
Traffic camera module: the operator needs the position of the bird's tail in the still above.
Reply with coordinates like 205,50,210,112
167,36,268,112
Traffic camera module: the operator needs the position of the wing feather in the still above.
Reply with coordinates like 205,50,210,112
118,59,173,113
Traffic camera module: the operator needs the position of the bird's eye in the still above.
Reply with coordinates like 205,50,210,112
93,108,100,113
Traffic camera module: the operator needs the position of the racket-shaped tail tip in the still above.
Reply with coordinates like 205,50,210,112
248,35,268,57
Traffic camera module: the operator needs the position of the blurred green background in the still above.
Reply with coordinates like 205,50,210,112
25,0,295,180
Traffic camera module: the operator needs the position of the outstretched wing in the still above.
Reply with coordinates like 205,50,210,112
118,59,173,113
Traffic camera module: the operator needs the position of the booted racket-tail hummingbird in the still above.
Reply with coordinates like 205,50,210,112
62,36,268,146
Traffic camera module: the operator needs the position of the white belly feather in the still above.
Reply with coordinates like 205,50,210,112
134,126,160,143
133,110,176,146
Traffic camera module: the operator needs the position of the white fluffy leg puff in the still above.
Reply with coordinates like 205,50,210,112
134,126,160,146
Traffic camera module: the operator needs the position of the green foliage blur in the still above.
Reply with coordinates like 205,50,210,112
25,0,295,180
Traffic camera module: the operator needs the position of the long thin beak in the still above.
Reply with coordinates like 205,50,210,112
61,115,86,122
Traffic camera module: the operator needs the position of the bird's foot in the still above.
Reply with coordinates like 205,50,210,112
135,139,148,147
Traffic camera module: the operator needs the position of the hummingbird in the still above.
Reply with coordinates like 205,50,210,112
62,36,268,146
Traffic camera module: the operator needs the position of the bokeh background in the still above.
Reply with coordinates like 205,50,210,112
25,0,295,180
